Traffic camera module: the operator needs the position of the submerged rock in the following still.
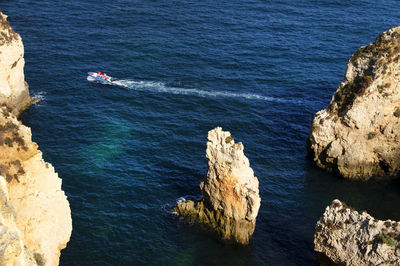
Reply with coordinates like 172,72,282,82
315,200,400,265
307,26,400,179
174,127,261,245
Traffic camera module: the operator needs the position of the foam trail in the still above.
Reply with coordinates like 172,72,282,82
110,79,301,104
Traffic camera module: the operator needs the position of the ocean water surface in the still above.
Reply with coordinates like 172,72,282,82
3,0,400,265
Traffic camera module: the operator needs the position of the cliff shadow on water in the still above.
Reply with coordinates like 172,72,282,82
304,164,400,223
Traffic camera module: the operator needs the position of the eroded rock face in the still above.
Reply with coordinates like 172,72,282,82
307,26,400,179
175,127,261,245
0,11,32,116
315,199,400,265
0,108,72,266
0,175,37,266
0,11,72,266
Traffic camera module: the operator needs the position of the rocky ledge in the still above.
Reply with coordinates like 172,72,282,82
174,127,261,245
315,200,400,265
0,11,72,265
307,26,400,179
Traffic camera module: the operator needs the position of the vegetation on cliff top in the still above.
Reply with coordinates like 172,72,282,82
225,136,234,143
0,120,27,150
374,233,397,247
0,107,28,183
350,29,400,67
329,75,373,114
0,12,20,45
0,160,24,183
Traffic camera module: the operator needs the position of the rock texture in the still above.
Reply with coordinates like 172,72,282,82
0,107,72,266
315,199,400,265
174,127,261,245
0,11,32,116
0,176,37,266
0,11,72,265
307,26,400,179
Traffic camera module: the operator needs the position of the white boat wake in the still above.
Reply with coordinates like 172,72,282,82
111,79,292,103
88,76,301,104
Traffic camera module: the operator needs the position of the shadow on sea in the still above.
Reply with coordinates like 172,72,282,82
280,160,400,265
304,161,400,223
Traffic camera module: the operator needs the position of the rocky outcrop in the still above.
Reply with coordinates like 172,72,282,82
0,11,72,265
315,199,400,265
0,107,72,265
174,127,261,245
0,175,37,265
0,11,33,116
307,26,400,179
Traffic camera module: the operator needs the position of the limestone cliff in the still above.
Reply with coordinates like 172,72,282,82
315,200,400,265
174,127,261,245
0,11,72,266
0,11,32,116
0,107,72,266
0,175,37,265
307,26,400,179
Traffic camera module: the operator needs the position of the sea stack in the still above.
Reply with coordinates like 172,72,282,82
175,127,261,245
0,11,72,265
307,26,400,179
315,200,400,265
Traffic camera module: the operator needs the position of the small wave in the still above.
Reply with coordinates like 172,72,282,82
111,79,296,103
32,91,47,105
161,196,202,216
160,203,179,216
176,197,186,203
161,197,188,216
161,204,178,215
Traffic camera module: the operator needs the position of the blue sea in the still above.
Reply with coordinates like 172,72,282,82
3,1,400,265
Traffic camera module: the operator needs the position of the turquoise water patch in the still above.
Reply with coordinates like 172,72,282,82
80,118,131,169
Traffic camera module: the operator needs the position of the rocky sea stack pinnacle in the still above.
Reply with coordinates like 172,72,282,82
174,127,261,245
307,26,400,179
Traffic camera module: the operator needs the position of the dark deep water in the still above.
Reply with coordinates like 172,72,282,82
3,1,400,265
